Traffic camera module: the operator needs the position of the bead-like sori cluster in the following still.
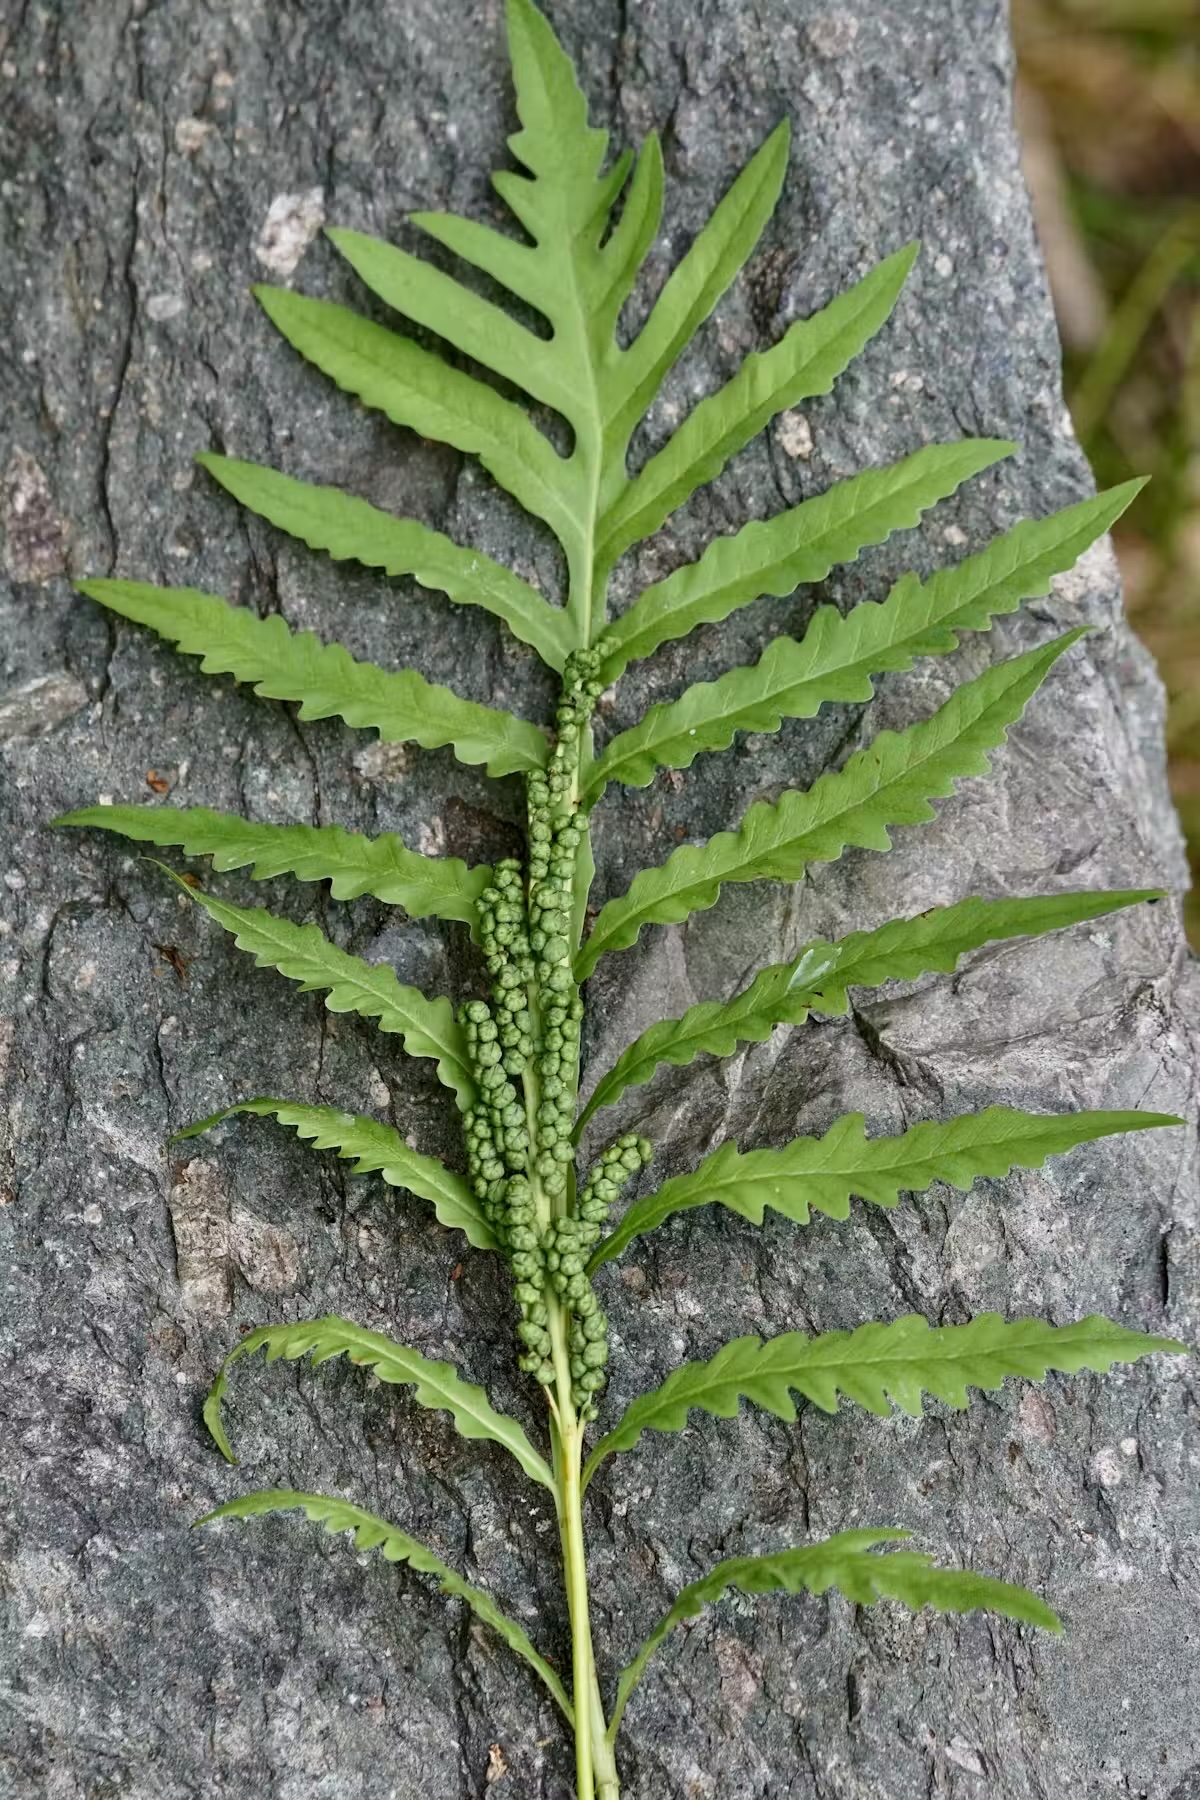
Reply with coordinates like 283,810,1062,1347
459,646,655,1418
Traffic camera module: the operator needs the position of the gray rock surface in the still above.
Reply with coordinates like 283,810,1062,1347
1,2,1197,1797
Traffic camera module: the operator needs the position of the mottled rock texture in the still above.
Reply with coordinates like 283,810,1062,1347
1,3,1197,1798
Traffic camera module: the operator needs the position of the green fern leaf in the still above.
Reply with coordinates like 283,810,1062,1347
171,875,475,1110
606,120,792,472
55,803,490,930
198,1488,571,1720
588,1105,1180,1268
174,1098,498,1251
577,888,1160,1130
329,225,577,416
78,579,548,778
595,244,918,572
197,454,571,670
588,482,1143,791
578,631,1082,976
585,133,665,341
598,439,1013,683
609,1529,1058,1734
586,1314,1184,1474
203,1314,555,1491
253,288,579,541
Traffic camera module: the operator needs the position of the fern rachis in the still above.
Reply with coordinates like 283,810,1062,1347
59,3,1187,1796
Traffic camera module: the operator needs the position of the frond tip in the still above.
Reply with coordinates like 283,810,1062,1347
197,1488,573,1722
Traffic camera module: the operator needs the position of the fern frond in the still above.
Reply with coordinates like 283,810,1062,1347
253,289,580,540
588,1105,1180,1268
197,1488,572,1721
597,439,1014,684
56,803,490,930
609,1530,1058,1735
197,454,571,670
586,1314,1184,1475
578,632,1082,976
576,888,1160,1130
588,482,1143,791
605,121,792,471
78,579,548,779
595,244,918,571
203,1315,555,1491
175,1098,498,1251
170,875,475,1110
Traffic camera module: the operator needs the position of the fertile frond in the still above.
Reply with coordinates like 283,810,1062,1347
171,875,475,1110
604,121,792,476
197,1488,572,1721
578,632,1082,974
197,454,571,670
587,1314,1184,1475
588,1105,1180,1268
78,580,548,778
595,244,918,571
589,482,1143,790
203,1315,555,1492
597,439,1014,686
609,1529,1058,1734
56,803,490,931
576,888,1160,1130
175,1098,498,1251
253,288,581,541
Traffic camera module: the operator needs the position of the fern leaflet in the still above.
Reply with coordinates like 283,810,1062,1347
197,454,571,670
598,440,1013,682
197,1489,572,1721
577,888,1160,1130
588,482,1143,792
203,1315,555,1491
589,1105,1180,1268
586,1313,1184,1477
169,873,474,1110
175,1098,498,1251
56,803,489,930
594,244,919,571
79,579,547,777
579,632,1083,975
609,1529,1059,1735
254,287,579,541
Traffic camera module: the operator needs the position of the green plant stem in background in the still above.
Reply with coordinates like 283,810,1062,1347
1071,209,1200,444
58,1,1190,1793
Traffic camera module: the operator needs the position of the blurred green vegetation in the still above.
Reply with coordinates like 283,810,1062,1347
1014,0,1199,942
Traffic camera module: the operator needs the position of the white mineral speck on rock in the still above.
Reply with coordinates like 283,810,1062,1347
807,16,859,56
946,1740,985,1776
1092,1447,1124,1489
777,409,813,459
146,293,184,321
174,116,213,154
254,189,326,276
